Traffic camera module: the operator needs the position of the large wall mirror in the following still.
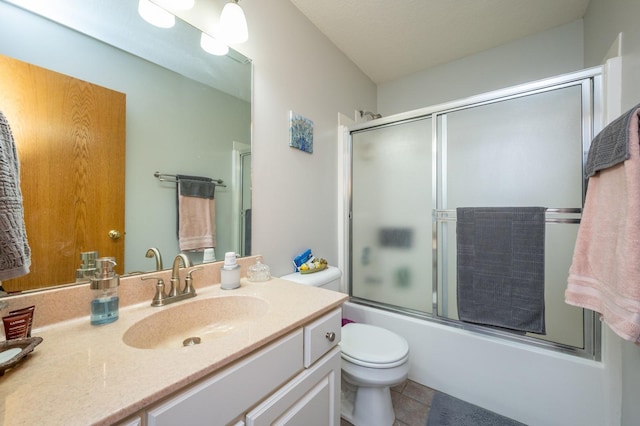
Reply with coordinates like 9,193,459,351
0,0,252,294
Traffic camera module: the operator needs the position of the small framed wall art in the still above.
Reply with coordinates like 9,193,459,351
289,111,313,154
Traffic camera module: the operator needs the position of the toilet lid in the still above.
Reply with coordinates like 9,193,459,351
340,323,409,368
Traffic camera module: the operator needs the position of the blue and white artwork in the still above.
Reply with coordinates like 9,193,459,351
289,111,313,153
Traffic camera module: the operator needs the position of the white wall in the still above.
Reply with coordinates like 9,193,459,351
583,2,640,425
378,20,584,116
584,0,640,107
232,0,377,277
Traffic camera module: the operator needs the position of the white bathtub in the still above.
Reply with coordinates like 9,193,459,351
342,301,609,426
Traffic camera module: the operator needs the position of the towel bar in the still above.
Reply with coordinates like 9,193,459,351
435,208,581,224
153,172,227,187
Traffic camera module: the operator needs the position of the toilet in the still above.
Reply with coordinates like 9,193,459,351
281,267,410,426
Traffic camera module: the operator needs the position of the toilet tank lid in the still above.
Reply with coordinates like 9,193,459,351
280,265,342,286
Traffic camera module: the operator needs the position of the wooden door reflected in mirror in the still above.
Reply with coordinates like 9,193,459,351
0,54,125,293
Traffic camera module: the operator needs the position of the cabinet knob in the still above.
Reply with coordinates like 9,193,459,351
325,331,336,342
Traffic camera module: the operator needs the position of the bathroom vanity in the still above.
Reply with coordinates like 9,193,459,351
142,309,341,426
0,272,347,425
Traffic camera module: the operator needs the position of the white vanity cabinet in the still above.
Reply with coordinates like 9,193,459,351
145,308,342,426
245,309,342,425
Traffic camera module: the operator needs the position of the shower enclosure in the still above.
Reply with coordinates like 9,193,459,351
348,68,602,359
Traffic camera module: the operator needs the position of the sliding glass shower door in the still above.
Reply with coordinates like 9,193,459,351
351,117,433,314
437,85,585,348
349,70,601,358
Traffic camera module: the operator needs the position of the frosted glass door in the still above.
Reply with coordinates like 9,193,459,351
438,85,586,348
351,118,433,313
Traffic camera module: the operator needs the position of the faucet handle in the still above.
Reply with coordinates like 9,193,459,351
141,276,167,307
184,267,203,295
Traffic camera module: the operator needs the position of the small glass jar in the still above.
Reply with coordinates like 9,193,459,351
247,257,271,282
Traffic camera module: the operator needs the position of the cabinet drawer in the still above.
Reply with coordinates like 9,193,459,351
303,308,341,367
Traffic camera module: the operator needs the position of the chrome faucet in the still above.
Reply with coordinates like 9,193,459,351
145,247,163,271
142,255,201,307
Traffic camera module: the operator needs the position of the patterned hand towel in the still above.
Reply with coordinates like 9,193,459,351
457,207,546,334
0,111,31,280
566,105,640,343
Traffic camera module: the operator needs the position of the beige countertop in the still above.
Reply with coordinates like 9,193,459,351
0,277,347,425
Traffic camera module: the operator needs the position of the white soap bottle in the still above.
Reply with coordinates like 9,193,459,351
220,252,240,290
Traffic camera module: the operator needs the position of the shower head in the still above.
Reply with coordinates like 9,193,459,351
359,110,382,120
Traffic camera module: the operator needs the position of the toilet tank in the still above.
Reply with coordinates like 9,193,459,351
280,266,342,291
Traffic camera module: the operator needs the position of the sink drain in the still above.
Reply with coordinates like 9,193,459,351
183,337,202,346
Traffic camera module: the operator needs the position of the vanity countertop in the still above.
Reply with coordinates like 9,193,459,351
0,278,347,425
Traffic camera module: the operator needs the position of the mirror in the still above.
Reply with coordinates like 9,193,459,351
0,0,252,294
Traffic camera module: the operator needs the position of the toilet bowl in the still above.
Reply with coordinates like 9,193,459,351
340,323,409,426
280,267,409,425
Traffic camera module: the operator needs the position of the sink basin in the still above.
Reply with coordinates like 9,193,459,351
123,296,269,350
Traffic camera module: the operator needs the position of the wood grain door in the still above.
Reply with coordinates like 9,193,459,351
0,54,125,293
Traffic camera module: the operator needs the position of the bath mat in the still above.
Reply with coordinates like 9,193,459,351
426,392,526,426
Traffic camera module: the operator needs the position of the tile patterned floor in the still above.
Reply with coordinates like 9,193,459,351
341,379,436,426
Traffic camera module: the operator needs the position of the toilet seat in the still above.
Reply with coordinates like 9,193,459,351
340,323,409,368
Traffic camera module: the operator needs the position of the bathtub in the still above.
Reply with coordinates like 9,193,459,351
342,301,609,426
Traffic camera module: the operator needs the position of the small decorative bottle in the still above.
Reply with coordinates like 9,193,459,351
220,252,240,290
90,257,120,325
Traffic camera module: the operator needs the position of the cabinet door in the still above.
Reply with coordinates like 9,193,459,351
246,347,341,426
147,330,303,426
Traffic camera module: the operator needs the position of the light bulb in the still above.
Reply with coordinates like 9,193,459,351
219,1,248,44
200,32,229,56
138,0,175,28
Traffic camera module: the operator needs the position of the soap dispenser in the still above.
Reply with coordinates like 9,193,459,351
90,257,120,325
220,252,240,290
76,251,98,282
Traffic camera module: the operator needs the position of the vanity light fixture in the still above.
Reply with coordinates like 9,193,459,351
219,0,248,44
138,0,175,28
200,32,229,56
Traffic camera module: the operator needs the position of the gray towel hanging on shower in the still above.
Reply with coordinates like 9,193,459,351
584,102,640,177
456,207,546,334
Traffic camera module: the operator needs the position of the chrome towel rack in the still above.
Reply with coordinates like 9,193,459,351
435,208,581,224
154,171,226,187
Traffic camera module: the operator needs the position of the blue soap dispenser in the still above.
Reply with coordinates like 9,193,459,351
90,257,120,325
